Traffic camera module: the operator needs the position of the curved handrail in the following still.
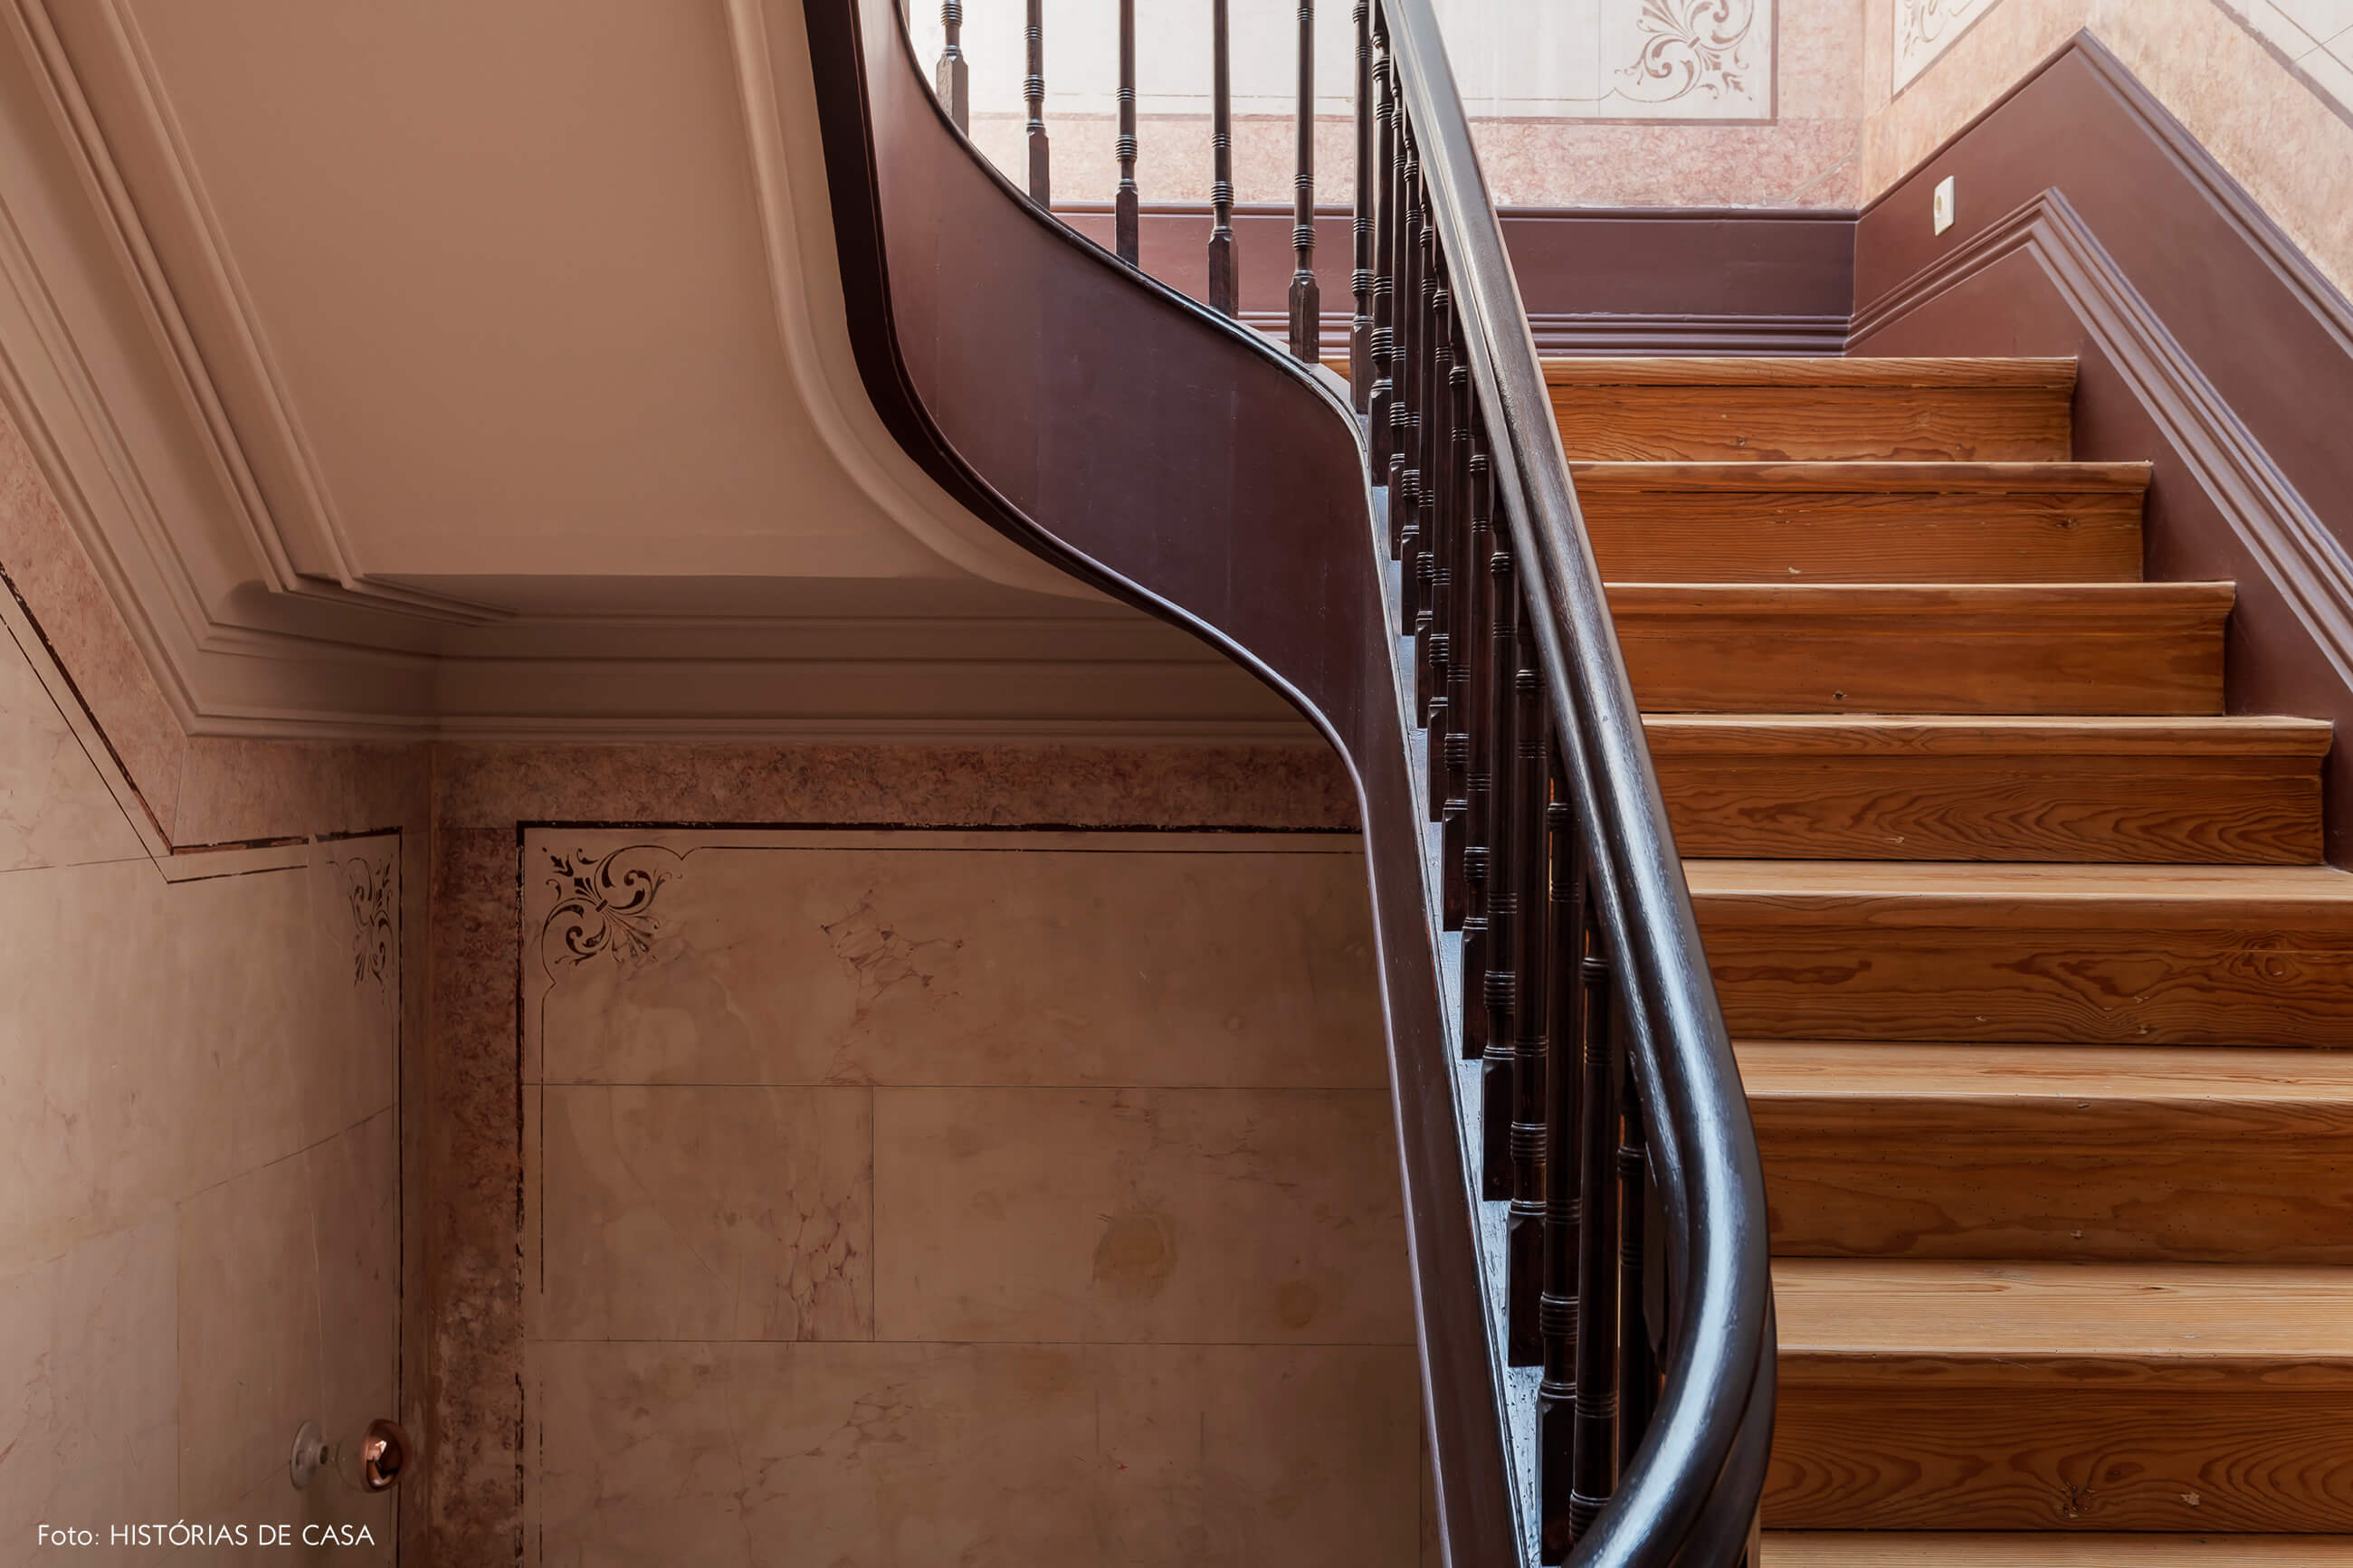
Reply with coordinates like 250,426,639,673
797,0,1773,1559
1377,4,1777,1564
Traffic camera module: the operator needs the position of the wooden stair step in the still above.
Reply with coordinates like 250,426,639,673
1611,584,2232,715
1648,715,2329,863
1740,1041,2353,1262
1575,461,2147,583
1768,1259,2353,1531
1547,356,2077,462
1689,860,2353,1047
1763,1533,2353,1564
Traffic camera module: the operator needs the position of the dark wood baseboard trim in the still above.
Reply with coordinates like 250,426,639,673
1061,201,1858,357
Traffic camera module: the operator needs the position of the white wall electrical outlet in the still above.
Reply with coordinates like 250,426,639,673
1932,175,1957,235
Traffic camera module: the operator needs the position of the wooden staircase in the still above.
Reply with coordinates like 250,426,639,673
1548,357,2353,1562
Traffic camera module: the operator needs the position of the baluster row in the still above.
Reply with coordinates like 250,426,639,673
1359,12,1668,1553
927,1,1324,356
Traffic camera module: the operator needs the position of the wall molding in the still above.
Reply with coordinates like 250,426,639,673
1856,183,2353,697
0,0,1301,742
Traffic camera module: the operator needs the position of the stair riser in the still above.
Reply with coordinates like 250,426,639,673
1758,1103,2353,1262
1551,387,2073,463
1583,489,2141,583
1767,1389,2353,1531
1700,914,2353,1047
1615,613,2225,715
1661,757,2322,862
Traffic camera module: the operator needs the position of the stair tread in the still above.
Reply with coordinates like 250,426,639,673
1776,1258,2353,1382
1612,582,2234,612
1687,858,2353,907
1544,356,2080,389
1737,1041,2353,1100
1573,460,2148,491
1762,1532,2353,1565
1645,713,2334,756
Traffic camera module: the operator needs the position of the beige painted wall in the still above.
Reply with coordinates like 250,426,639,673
1860,0,2353,297
516,826,1425,1564
0,618,403,1561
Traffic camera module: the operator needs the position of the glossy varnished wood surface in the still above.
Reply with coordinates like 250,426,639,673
1575,461,2147,583
1763,1534,2353,1565
1742,1041,2353,1260
1770,1261,2353,1530
1649,715,2328,862
1691,859,2353,1047
1547,358,2077,463
1548,357,2078,463
1611,584,2232,715
1567,353,2351,1547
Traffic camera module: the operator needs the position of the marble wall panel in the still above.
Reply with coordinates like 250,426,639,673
176,1153,327,1519
513,823,1417,1560
0,623,145,872
872,1087,1411,1345
0,1215,177,1547
530,1340,1421,1568
536,1086,872,1343
522,832,1385,1089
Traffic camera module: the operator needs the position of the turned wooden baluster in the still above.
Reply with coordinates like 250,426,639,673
1386,119,1419,547
1366,16,1397,468
1424,309,1468,823
1349,0,1374,400
1287,0,1319,361
1507,633,1552,1367
1537,765,1584,1564
1570,924,1624,1544
936,0,969,130
1412,252,1452,727
1115,0,1138,264
1208,0,1237,314
1444,443,1491,934
1618,1087,1659,1473
1023,0,1050,203
1457,446,1496,1056
1478,542,1521,1197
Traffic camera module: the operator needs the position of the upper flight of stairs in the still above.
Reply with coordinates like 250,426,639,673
1548,356,2353,1562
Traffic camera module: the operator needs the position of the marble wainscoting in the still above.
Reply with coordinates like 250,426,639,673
514,826,1426,1565
0,615,405,1563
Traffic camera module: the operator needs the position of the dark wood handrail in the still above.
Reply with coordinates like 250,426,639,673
800,0,1773,1560
1377,4,1776,1564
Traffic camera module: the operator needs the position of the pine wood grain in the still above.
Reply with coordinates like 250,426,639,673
1649,716,2328,862
1573,462,2147,582
1691,860,2353,1046
1611,584,2232,715
1767,1388,2353,1531
1546,358,2077,462
1763,1534,2353,1566
1769,1262,2353,1528
1743,1041,2353,1261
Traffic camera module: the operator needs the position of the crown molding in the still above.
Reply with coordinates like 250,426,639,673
0,0,1298,742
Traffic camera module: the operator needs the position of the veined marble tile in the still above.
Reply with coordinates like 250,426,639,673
0,851,397,1276
522,832,1385,1090
309,1110,399,1445
872,1088,1412,1345
529,1340,1420,1567
0,1216,177,1551
176,1155,324,1518
537,1085,872,1342
0,624,143,873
